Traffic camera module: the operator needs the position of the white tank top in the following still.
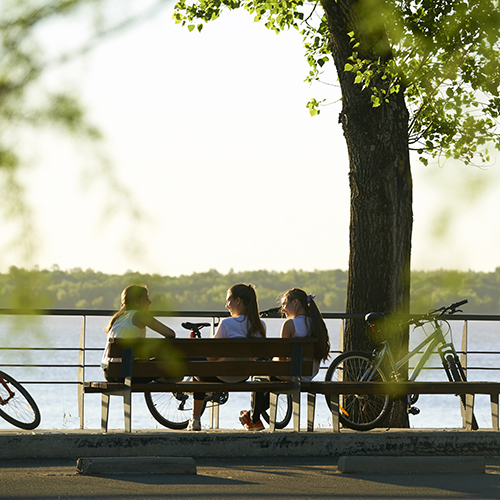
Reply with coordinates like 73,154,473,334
100,310,145,370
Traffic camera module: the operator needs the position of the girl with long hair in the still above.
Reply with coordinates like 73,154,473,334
101,285,176,381
239,287,330,431
188,283,266,431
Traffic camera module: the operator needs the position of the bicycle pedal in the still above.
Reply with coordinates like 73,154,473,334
407,406,420,415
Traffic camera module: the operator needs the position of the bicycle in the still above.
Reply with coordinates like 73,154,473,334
145,319,293,430
0,370,41,430
324,299,478,431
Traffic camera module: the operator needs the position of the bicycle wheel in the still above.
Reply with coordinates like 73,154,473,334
445,354,479,430
145,390,208,429
261,393,293,429
0,371,41,430
145,391,193,429
324,351,392,431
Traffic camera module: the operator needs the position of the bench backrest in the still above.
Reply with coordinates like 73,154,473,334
105,337,317,380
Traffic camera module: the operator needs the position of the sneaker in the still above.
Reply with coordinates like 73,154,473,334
239,410,264,431
187,418,201,431
245,419,265,431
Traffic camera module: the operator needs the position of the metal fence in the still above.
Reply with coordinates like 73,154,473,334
0,308,499,429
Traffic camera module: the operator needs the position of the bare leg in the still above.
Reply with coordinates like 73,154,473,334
193,398,204,419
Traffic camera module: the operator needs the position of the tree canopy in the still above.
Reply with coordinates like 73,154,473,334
174,0,500,166
1,266,499,314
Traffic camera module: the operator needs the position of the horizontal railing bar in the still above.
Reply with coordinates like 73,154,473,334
2,308,500,322
1,366,99,369
11,381,82,385
0,347,83,351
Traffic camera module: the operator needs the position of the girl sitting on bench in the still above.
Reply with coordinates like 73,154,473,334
188,283,266,431
239,287,330,430
101,284,176,382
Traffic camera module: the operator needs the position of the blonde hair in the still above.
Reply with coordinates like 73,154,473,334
105,285,148,334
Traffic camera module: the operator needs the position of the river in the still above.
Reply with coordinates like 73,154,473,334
0,315,499,431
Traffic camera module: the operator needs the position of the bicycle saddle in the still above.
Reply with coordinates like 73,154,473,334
365,312,386,324
181,322,211,330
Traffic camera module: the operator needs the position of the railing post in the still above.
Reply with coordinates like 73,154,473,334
460,320,468,428
209,316,219,429
339,319,345,354
78,315,86,429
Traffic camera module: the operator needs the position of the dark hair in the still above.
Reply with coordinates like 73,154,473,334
282,288,330,361
105,285,148,334
228,283,266,338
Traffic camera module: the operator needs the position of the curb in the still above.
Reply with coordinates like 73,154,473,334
76,456,197,475
338,456,486,474
2,429,500,460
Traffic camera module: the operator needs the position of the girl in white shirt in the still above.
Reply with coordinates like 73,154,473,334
101,285,176,382
240,287,330,430
188,283,266,431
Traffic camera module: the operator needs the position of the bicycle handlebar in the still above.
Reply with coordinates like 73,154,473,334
365,299,468,329
260,306,281,317
408,299,468,327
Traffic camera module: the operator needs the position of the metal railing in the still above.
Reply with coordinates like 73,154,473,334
0,308,499,430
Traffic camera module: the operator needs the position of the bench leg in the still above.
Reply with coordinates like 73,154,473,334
329,394,340,433
491,394,499,431
307,392,316,432
123,377,132,433
269,392,278,432
464,393,475,431
209,401,220,430
101,394,110,433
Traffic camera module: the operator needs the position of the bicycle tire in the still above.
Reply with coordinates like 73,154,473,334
0,370,41,430
145,391,207,429
324,351,392,431
261,393,293,429
445,354,479,430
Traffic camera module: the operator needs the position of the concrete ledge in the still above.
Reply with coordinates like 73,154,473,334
76,456,197,475
2,429,500,460
338,456,485,474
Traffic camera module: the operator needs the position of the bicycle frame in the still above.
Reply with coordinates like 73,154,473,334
367,319,458,383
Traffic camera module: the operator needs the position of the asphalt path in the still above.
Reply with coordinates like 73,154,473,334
1,456,500,500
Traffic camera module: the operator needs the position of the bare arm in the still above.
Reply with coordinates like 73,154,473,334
280,319,296,339
133,311,176,338
279,318,296,360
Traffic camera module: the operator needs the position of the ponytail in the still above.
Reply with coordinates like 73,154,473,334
282,288,330,362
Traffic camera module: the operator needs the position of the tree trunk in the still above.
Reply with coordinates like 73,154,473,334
322,0,412,427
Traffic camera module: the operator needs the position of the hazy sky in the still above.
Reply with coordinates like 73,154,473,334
4,4,500,276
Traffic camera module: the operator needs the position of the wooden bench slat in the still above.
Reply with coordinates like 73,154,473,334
302,381,500,395
105,360,314,379
83,380,296,393
108,337,316,359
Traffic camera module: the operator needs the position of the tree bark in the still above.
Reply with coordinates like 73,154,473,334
322,0,413,427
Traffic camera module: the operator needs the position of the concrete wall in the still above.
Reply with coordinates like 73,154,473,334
1,429,500,459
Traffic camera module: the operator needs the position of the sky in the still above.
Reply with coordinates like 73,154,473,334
3,2,500,277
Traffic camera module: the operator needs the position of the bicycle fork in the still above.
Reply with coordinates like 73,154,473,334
0,375,14,406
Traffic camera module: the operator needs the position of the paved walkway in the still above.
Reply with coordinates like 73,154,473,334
2,456,500,500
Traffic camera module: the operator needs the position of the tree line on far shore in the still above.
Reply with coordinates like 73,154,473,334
0,266,499,314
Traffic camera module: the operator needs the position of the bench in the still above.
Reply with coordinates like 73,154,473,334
303,381,500,432
83,336,316,433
